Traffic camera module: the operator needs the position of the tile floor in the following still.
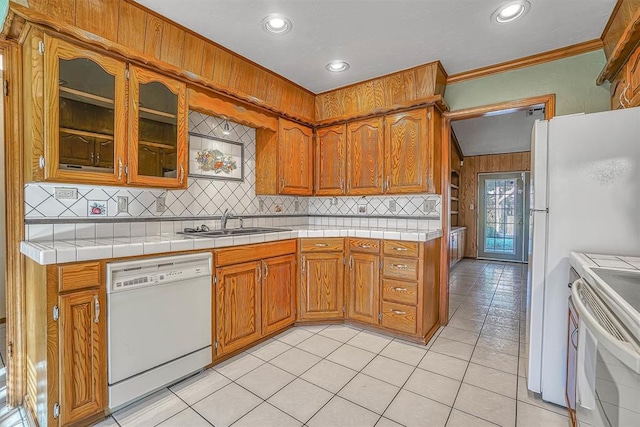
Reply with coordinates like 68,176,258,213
17,259,572,427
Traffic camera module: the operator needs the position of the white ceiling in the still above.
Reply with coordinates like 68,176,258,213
451,108,544,156
134,0,616,93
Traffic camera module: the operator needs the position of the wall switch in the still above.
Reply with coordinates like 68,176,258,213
470,203,475,210
156,196,166,213
423,199,437,213
258,199,264,212
357,203,367,214
331,197,338,206
388,200,397,212
294,200,300,212
54,187,78,199
117,196,129,213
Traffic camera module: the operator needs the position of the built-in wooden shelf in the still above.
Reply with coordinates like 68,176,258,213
60,127,114,140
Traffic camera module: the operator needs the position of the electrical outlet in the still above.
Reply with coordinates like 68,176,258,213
357,203,367,214
54,187,78,199
388,200,396,212
294,200,300,212
156,196,166,213
331,197,338,206
258,199,264,212
117,196,128,213
424,199,437,213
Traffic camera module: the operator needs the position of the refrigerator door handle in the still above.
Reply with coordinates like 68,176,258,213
530,208,549,213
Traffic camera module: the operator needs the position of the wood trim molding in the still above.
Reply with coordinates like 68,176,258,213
444,94,556,121
597,6,640,83
447,39,603,84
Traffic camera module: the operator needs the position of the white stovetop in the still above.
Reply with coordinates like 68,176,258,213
21,226,443,265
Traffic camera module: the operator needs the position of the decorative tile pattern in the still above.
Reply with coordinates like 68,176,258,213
309,194,441,218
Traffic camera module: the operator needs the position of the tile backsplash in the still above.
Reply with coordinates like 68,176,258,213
24,111,442,241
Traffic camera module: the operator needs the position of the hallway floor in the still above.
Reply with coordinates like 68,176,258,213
93,260,569,426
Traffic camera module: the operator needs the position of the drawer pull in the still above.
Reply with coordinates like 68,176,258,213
315,243,330,247
391,309,406,315
392,247,408,251
391,264,409,269
392,287,407,292
359,244,373,249
94,295,100,324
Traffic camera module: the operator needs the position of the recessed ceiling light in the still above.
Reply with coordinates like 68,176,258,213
492,1,530,23
326,61,350,73
262,14,292,35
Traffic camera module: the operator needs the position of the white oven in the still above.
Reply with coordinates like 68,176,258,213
571,278,640,427
107,253,213,409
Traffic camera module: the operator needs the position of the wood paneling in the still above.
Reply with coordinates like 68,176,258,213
11,1,316,122
346,117,384,195
447,39,603,84
262,255,296,335
254,128,279,195
299,252,345,320
315,124,346,195
459,152,531,258
315,61,446,123
216,261,262,355
348,252,380,325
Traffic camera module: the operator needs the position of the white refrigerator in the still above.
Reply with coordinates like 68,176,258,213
527,107,640,406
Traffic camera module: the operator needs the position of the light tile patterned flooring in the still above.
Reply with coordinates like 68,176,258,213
84,259,570,426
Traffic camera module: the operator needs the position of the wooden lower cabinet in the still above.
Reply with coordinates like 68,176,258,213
25,260,106,427
299,251,345,320
216,261,263,355
348,252,381,325
262,255,296,335
214,240,297,357
449,227,466,267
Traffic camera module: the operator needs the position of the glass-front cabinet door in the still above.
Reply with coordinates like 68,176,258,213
44,36,126,184
128,66,187,188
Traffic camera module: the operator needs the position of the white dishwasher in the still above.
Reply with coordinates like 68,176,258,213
107,252,212,409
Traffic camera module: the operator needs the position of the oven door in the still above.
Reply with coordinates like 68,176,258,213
571,279,640,427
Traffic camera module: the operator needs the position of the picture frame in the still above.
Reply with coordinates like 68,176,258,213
188,132,244,181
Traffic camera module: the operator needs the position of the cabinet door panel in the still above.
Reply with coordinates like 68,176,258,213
348,253,380,324
59,289,105,425
128,65,187,188
300,252,345,320
44,35,126,185
385,109,429,193
262,255,296,335
628,47,640,105
278,118,313,195
316,125,346,195
346,118,384,195
216,261,262,355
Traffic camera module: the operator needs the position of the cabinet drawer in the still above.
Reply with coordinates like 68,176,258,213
383,240,419,258
301,238,343,252
381,302,417,335
382,279,418,305
383,257,419,281
58,262,101,292
349,238,380,254
216,240,297,266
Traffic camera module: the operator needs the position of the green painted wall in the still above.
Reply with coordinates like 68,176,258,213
444,50,610,116
0,0,8,28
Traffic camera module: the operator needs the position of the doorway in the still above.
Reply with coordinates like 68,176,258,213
477,172,529,262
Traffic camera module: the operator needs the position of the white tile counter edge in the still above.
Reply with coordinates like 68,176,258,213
21,227,444,265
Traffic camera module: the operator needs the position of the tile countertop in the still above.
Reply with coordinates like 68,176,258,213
21,226,444,265
570,252,640,328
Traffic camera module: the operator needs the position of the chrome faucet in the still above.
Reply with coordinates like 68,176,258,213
221,209,243,229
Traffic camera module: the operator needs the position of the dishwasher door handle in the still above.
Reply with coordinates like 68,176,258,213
94,295,100,323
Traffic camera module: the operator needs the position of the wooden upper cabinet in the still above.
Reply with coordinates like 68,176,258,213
216,261,262,356
300,252,345,320
385,109,431,193
278,118,313,195
348,252,380,325
316,124,346,195
43,35,127,185
261,255,296,335
346,117,384,195
627,46,640,105
59,289,105,425
128,65,188,188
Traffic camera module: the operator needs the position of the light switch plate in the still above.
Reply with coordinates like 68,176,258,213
258,199,264,212
424,199,437,213
117,196,128,213
294,200,300,212
54,187,78,200
388,200,397,212
331,197,338,206
156,196,166,213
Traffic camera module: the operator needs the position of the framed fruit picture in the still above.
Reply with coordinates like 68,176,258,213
188,132,244,181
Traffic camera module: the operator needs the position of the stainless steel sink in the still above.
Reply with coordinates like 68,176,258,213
179,227,289,238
